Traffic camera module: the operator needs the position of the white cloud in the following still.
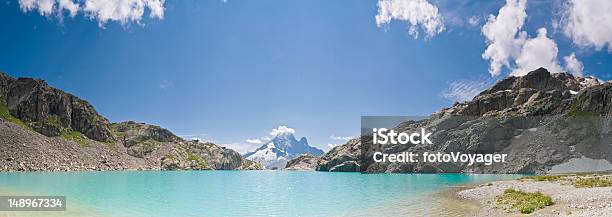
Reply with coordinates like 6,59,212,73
442,77,497,102
481,0,528,76
189,137,206,142
84,0,165,26
468,15,480,27
481,0,580,78
269,125,295,136
375,0,444,39
246,135,272,144
246,138,263,144
512,28,562,76
219,143,260,155
19,0,79,17
59,0,79,17
18,0,165,27
327,144,339,149
177,132,209,141
330,135,353,141
564,52,584,77
561,0,612,51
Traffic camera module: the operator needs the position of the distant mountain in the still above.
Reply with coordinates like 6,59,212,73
244,132,324,169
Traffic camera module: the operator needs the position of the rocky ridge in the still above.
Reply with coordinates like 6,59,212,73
0,72,262,172
284,154,320,170
315,68,612,174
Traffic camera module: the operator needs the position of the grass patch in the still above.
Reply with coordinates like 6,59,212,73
186,152,210,168
0,98,29,129
61,130,90,147
186,152,201,162
139,139,160,151
241,159,259,169
46,116,62,127
568,94,599,117
520,174,612,188
496,188,553,214
573,177,612,188
520,175,567,182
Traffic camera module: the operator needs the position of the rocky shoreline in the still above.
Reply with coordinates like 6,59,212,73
0,119,263,172
456,174,612,216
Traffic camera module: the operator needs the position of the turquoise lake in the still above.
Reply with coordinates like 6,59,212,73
0,171,522,216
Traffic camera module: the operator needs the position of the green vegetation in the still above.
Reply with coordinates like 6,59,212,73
520,175,567,182
241,159,256,169
496,188,553,214
573,177,612,188
520,174,612,188
164,154,178,161
187,152,209,168
186,152,201,162
568,94,599,117
141,139,159,150
46,116,62,128
1,98,97,147
60,130,90,147
0,97,29,129
109,122,135,139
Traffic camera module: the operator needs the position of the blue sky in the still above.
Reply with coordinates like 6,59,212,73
1,0,611,153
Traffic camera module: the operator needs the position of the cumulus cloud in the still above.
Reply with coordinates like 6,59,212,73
269,125,295,136
561,0,612,51
375,0,444,39
58,0,79,16
19,0,79,17
512,28,562,76
330,135,353,141
442,77,497,102
18,0,165,27
84,0,165,26
245,138,263,144
481,0,527,76
481,0,581,78
563,52,584,77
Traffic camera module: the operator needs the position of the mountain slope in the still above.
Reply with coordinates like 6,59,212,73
244,132,323,168
285,154,320,170
317,68,612,174
0,71,262,171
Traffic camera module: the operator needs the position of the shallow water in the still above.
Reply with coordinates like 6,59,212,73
0,171,521,217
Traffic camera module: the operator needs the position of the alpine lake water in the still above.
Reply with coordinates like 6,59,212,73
0,171,522,216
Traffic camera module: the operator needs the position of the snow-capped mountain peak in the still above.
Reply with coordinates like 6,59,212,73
244,133,323,169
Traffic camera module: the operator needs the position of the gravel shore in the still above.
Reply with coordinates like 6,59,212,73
457,176,612,216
